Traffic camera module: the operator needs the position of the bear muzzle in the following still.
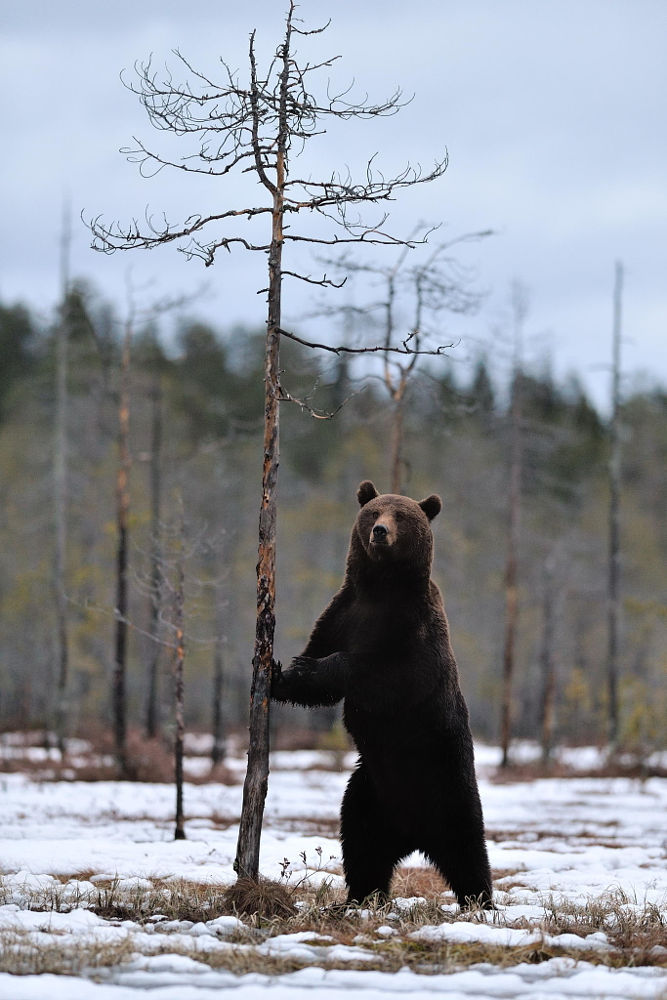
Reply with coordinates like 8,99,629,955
372,523,389,543
368,515,396,551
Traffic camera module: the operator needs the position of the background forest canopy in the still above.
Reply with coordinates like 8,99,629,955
0,276,665,760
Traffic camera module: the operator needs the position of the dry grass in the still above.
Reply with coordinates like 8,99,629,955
0,932,136,977
490,758,667,783
390,865,450,898
540,888,667,966
1,873,665,981
0,729,241,784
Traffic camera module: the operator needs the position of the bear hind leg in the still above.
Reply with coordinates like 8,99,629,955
341,765,412,905
424,833,493,909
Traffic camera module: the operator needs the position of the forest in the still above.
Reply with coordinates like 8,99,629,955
0,280,665,764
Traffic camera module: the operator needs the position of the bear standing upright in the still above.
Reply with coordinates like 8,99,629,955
272,480,492,908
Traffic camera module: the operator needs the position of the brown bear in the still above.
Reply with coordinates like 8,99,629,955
272,480,492,908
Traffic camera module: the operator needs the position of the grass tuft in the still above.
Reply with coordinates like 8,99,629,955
222,877,297,920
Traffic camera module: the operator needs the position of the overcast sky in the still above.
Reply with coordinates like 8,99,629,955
2,0,666,408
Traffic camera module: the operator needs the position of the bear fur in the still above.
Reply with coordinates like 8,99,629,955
272,480,492,908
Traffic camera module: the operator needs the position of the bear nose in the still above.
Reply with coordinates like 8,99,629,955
372,523,388,540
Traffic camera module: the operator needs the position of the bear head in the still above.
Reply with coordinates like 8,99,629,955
348,480,442,583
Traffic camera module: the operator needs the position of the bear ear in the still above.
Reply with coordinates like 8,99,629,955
357,480,379,507
419,494,442,521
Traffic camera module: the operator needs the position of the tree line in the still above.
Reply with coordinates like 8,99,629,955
0,284,664,765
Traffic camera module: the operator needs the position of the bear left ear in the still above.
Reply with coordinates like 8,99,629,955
357,480,379,507
419,494,442,521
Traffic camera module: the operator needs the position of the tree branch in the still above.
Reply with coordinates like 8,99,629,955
276,326,455,357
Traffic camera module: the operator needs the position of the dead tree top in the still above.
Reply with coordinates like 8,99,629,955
88,5,446,266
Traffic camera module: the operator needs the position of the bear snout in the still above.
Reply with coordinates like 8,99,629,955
372,523,389,542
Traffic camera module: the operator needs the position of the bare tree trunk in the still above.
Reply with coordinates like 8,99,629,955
500,283,526,769
114,318,132,777
540,556,556,765
235,330,280,879
500,391,521,768
234,91,285,879
173,501,186,840
607,261,623,752
211,592,226,766
500,551,518,769
389,390,406,494
53,203,70,755
145,374,163,739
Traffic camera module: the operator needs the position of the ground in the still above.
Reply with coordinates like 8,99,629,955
0,736,665,999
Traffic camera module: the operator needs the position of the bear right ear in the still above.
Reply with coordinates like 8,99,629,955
357,480,379,507
419,494,442,521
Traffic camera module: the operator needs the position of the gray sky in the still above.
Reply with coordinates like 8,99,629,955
2,0,666,408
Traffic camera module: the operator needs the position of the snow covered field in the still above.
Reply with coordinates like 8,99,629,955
0,738,665,999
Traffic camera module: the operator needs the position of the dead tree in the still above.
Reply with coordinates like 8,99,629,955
500,281,528,769
607,261,623,752
114,289,189,758
320,231,490,492
211,583,226,767
145,371,163,739
113,303,133,777
172,500,186,841
539,553,557,764
89,3,448,882
53,203,71,755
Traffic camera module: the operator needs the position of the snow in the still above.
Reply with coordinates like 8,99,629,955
3,962,666,999
411,919,614,954
0,741,665,998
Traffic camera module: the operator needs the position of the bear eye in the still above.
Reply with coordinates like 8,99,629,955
394,511,403,521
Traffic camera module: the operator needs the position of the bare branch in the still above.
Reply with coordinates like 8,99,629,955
280,269,347,289
90,11,448,269
278,381,357,419
122,135,258,179
249,29,277,196
88,205,272,255
277,326,455,357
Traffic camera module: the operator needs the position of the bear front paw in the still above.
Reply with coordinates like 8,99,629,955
270,659,284,699
290,655,315,673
